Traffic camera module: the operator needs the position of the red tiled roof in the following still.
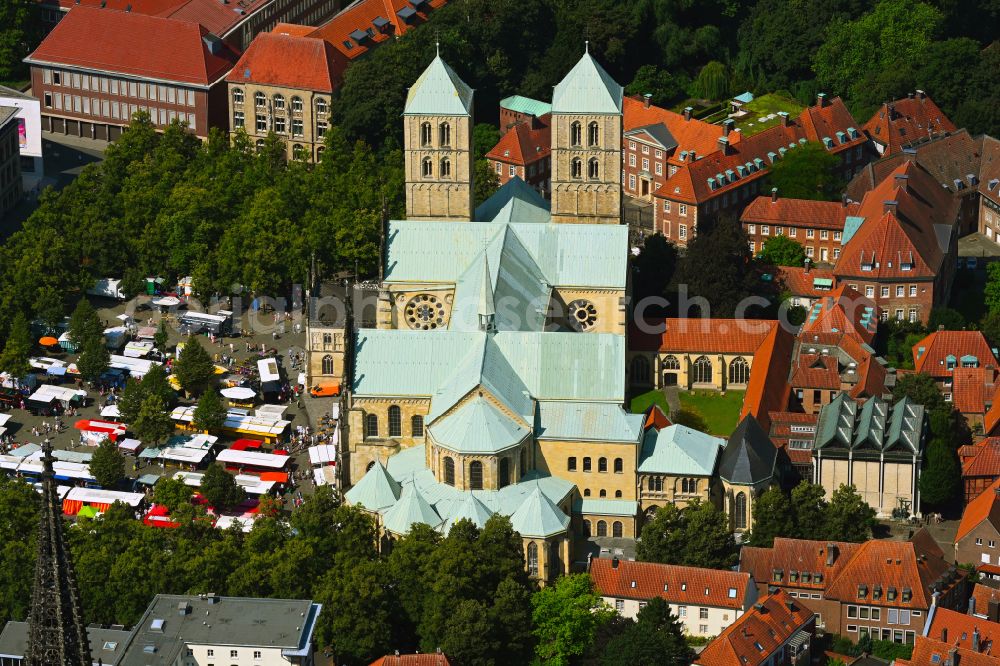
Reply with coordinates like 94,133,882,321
589,557,752,610
898,636,1000,666
738,538,862,593
957,478,1000,545
776,266,839,300
834,161,958,282
741,197,854,229
694,590,815,666
47,0,186,16
987,387,1000,436
272,22,318,36
848,346,888,400
912,330,999,377
309,0,447,62
799,285,877,345
740,323,794,432
643,404,672,430
965,439,1000,479
861,94,958,156
790,354,841,390
369,654,453,666
954,367,998,416
981,563,1000,577
44,0,270,37
26,6,239,86
630,318,778,354
925,607,1000,653
486,114,551,166
623,96,736,161
226,32,340,91
972,583,1000,617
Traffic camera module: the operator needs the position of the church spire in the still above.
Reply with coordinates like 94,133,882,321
478,255,496,334
24,440,91,666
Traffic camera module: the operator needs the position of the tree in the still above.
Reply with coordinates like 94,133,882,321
314,558,393,664
151,475,192,512
768,142,844,201
173,336,215,396
691,60,729,100
928,307,966,331
119,267,146,300
441,599,499,666
68,298,103,348
987,262,1000,314
130,393,173,447
76,336,110,383
919,437,962,509
89,438,126,489
632,233,677,308
153,319,169,351
192,387,226,432
474,158,500,207
0,0,42,81
892,372,946,414
757,235,806,267
600,597,693,666
982,310,1000,348
791,480,829,540
625,65,686,107
636,503,686,564
0,311,32,379
674,216,758,318
670,408,709,433
473,123,501,159
532,574,614,666
200,463,246,512
682,500,738,569
825,484,877,542
0,477,41,623
749,486,795,547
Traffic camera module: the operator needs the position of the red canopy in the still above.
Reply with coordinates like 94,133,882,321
231,439,262,451
260,471,289,484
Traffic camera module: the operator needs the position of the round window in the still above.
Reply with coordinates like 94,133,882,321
405,294,446,330
568,299,597,331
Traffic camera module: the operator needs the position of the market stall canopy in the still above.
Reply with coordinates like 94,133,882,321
38,336,58,346
151,296,181,307
118,438,143,453
100,404,121,419
221,387,256,401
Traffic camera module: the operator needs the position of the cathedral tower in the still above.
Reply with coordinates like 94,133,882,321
403,52,474,221
550,48,623,224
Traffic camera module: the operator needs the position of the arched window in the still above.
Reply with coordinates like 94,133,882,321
527,542,539,577
583,520,591,537
292,144,306,160
388,405,402,437
613,458,623,474
597,520,608,537
612,521,623,538
583,457,592,472
273,94,285,110
588,158,599,179
570,121,582,147
567,456,577,471
729,356,750,384
469,461,483,490
584,488,591,497
439,122,451,146
632,356,650,383
321,355,334,374
588,121,600,147
232,88,244,104
443,457,455,486
571,158,582,179
499,458,510,488
365,413,378,438
598,457,608,473
420,121,432,147
681,478,690,494
411,415,424,437
662,355,680,370
421,157,433,177
255,138,266,151
615,490,622,498
317,146,325,159
693,355,713,384
599,489,607,498
440,157,451,177
254,91,266,107
313,97,325,114
734,492,748,530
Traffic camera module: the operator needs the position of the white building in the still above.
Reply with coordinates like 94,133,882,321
0,85,43,191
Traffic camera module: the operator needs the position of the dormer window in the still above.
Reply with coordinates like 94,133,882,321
773,569,783,582
887,587,897,601
873,585,882,600
858,584,868,598
902,587,912,602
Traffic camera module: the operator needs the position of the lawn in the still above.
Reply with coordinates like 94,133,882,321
629,389,670,416
733,93,805,137
678,390,745,436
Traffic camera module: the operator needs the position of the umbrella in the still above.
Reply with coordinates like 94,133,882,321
221,387,257,401
39,336,58,346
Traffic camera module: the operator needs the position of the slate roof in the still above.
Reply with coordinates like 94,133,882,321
718,415,777,485
861,94,958,156
624,123,678,152
590,557,752,610
912,330,999,378
637,424,725,476
694,590,814,666
551,52,622,115
25,6,240,87
225,32,340,91
403,55,473,116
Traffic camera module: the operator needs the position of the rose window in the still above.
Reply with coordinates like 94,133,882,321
568,299,597,331
405,294,446,330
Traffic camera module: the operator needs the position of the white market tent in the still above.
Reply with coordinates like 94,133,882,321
257,358,281,383
28,384,86,404
109,355,160,378
65,487,145,508
308,445,337,466
216,448,290,470
123,341,154,358
173,471,277,495
170,406,290,439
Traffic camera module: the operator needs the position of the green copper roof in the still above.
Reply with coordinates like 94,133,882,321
535,401,643,443
428,395,530,454
842,216,867,245
343,459,400,511
499,95,551,118
403,55,473,116
814,395,924,453
478,255,495,321
510,487,570,537
474,177,551,224
381,482,443,535
571,498,639,517
551,52,623,115
637,424,725,475
442,493,494,534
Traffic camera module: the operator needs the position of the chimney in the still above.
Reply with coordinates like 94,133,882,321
973,627,981,652
816,92,827,107
989,599,1000,622
718,136,731,155
883,200,898,215
907,92,914,99
842,193,849,208
785,599,795,611
683,107,693,121
689,150,696,161
969,595,978,616
612,557,619,569
723,118,735,134
778,112,790,127
826,544,838,566
643,93,652,109
894,174,909,192
948,647,958,666
804,257,811,273
771,187,778,203
941,628,948,642
917,89,926,100
903,147,917,162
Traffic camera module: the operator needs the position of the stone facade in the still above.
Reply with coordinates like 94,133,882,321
638,473,715,515
630,351,756,392
550,113,622,224
228,81,332,161
404,113,473,221
347,396,431,483
535,439,637,501
814,454,919,518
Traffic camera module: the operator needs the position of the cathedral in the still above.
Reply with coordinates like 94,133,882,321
340,50,640,582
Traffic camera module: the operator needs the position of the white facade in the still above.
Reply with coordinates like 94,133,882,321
601,591,757,637
0,88,43,189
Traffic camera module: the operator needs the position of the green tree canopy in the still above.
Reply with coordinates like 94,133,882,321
768,142,844,201
77,336,111,383
200,463,246,512
757,235,806,267
192,387,226,432
986,262,1000,314
674,216,759,319
637,500,736,568
151,475,192,513
691,60,729,100
625,64,687,107
790,480,829,540
130,393,174,447
90,438,126,489
174,336,215,396
600,597,693,666
0,312,32,379
532,574,614,666
0,0,42,82
68,298,103,348
825,484,877,541
749,485,794,547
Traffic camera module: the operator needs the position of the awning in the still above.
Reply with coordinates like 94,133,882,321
221,387,256,401
47,366,67,376
812,278,834,288
260,471,288,483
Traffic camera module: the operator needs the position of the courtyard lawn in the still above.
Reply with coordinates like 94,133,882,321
734,93,805,137
678,390,745,436
630,389,670,416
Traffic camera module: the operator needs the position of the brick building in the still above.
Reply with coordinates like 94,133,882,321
962,440,1000,505
956,478,1000,567
741,192,854,263
486,113,551,196
499,94,550,130
25,6,240,140
861,91,958,157
651,94,868,246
